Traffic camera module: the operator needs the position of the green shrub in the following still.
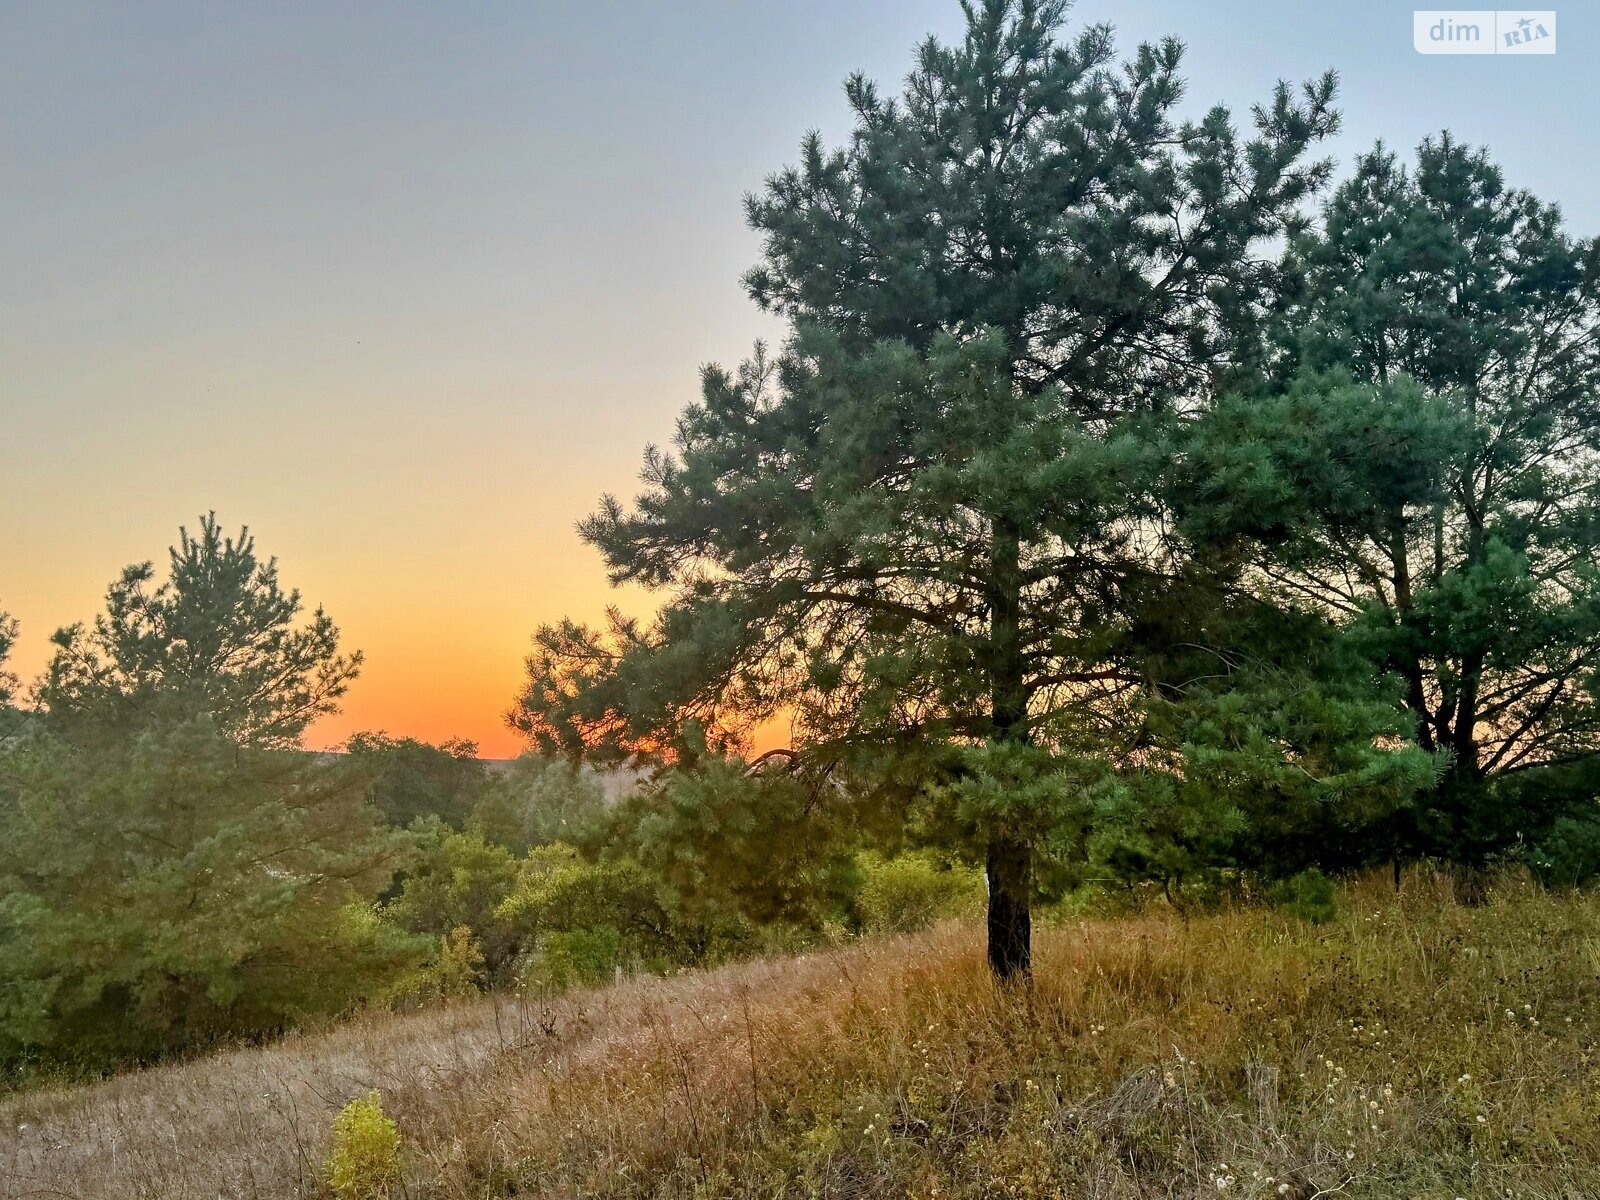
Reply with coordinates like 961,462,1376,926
1267,867,1339,924
0,721,422,1069
1528,810,1600,888
625,758,865,927
497,845,668,940
384,828,521,977
497,844,676,992
345,732,488,830
325,1090,401,1200
521,927,626,992
386,926,485,1007
856,851,983,934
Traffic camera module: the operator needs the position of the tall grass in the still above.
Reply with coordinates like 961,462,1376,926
5,870,1600,1198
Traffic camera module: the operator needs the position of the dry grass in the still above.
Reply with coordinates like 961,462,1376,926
6,871,1600,1199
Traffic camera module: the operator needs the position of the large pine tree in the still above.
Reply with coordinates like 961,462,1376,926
1276,137,1600,868
512,1,1348,977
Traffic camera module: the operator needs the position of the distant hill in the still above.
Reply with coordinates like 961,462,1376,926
311,749,649,805
479,757,647,804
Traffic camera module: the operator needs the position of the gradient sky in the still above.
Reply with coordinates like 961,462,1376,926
4,1,1597,757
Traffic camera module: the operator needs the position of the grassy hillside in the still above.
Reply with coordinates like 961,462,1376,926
5,872,1600,1199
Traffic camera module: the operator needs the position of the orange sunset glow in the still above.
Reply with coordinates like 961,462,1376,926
8,1,1596,761
4,4,989,758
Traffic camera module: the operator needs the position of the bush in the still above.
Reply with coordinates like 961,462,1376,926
1267,868,1339,924
0,722,422,1069
498,844,677,991
1528,809,1600,888
523,927,626,992
498,845,668,937
623,758,865,927
855,851,983,934
384,828,520,976
385,926,485,1008
325,1090,401,1200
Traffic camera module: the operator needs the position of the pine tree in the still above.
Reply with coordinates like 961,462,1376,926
0,605,16,711
1,523,411,1065
512,0,1342,977
1278,136,1600,869
39,513,361,749
0,720,416,1063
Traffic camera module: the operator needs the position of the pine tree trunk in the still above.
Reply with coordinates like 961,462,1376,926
1442,759,1491,905
986,517,1032,982
986,832,1032,980
1447,494,1489,896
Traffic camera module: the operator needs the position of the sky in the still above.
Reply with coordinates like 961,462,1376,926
3,0,1598,758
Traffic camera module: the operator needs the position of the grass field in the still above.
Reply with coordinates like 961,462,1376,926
5,871,1600,1199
